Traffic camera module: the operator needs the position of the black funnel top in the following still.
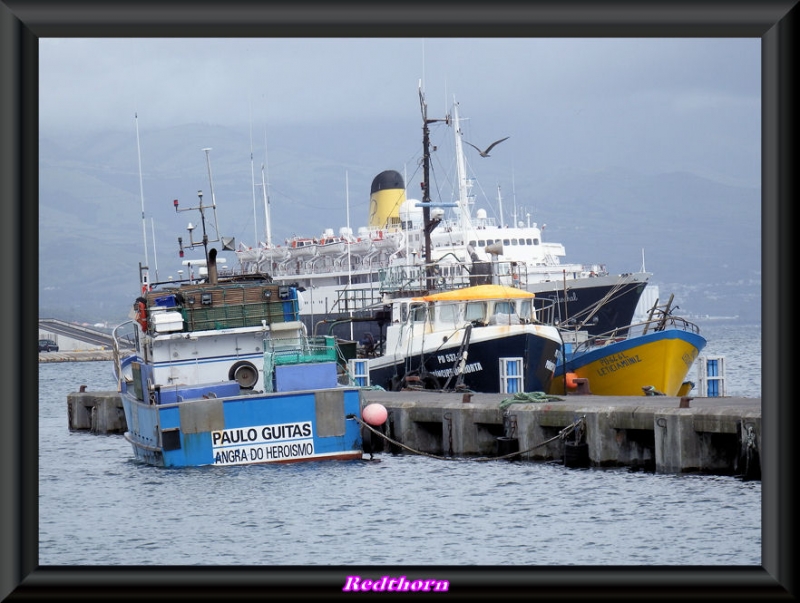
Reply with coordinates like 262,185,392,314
370,170,405,195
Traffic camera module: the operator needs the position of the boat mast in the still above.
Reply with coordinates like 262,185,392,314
452,99,477,266
135,112,149,291
261,164,271,248
262,128,273,249
249,119,258,245
150,217,159,282
203,148,222,242
418,85,447,290
452,100,473,227
345,170,354,341
175,189,221,269
497,184,504,230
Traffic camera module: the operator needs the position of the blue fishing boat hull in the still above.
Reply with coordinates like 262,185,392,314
121,382,364,468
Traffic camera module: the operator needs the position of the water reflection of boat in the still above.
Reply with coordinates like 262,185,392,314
549,294,707,397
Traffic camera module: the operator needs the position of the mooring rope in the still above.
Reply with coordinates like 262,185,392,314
499,391,564,409
348,413,586,462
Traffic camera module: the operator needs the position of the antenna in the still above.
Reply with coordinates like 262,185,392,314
174,186,234,266
263,126,272,248
150,217,159,282
345,170,353,341
203,148,222,239
497,183,504,228
249,107,258,245
134,113,149,273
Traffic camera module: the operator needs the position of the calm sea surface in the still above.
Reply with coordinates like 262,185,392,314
38,321,762,567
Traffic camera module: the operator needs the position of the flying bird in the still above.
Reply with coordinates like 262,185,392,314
464,136,510,157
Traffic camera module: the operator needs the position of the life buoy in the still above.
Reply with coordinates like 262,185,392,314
134,297,148,332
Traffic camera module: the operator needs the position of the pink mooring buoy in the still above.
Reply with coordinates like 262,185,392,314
362,403,388,426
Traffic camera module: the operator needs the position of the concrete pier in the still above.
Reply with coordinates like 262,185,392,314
40,350,115,363
359,390,761,478
66,388,761,478
67,389,125,434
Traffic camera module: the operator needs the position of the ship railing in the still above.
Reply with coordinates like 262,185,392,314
267,249,397,279
531,297,559,325
329,286,383,314
261,334,339,393
563,313,702,355
378,260,540,294
265,334,338,366
111,319,139,389
378,265,427,293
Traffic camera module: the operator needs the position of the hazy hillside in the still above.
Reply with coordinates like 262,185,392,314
38,123,761,325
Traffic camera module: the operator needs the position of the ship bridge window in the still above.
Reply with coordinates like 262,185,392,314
411,304,427,322
437,303,458,325
465,301,486,324
510,239,518,246
489,301,521,325
519,300,534,322
533,239,540,245
394,302,409,323
477,240,485,247
494,301,516,315
503,239,511,246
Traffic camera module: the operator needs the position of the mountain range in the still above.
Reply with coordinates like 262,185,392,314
38,122,761,326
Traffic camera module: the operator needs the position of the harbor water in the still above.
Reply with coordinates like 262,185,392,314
38,321,761,567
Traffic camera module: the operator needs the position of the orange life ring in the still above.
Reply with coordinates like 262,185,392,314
135,298,148,332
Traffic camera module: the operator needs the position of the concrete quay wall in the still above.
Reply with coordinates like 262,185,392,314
66,388,762,478
361,391,762,478
67,389,125,434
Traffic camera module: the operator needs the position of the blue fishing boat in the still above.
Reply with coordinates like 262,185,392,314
112,192,372,468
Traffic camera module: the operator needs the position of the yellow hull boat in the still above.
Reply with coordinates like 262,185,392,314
549,295,706,397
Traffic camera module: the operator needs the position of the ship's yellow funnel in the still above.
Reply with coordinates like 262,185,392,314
369,170,405,230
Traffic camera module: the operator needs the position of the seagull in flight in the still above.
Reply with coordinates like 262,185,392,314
464,136,510,157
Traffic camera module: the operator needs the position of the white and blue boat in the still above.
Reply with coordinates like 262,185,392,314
112,196,370,468
363,284,563,394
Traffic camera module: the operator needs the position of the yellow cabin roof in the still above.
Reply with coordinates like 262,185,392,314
414,284,535,302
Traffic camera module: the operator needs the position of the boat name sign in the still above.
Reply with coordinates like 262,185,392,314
211,421,314,466
596,352,642,376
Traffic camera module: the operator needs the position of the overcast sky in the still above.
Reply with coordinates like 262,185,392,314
39,37,761,188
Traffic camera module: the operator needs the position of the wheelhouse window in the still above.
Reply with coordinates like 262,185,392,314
494,301,516,316
465,301,486,323
519,299,534,321
411,304,427,322
437,302,458,325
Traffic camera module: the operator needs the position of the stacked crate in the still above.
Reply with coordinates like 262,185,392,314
145,283,299,332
